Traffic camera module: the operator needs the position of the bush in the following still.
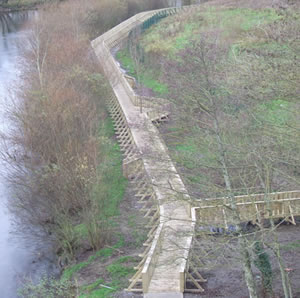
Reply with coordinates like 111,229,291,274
19,276,76,298
5,0,116,261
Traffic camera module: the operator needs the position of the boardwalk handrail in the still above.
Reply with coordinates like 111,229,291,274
142,223,164,293
194,191,300,226
196,190,300,206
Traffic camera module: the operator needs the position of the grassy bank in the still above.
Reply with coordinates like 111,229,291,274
116,48,168,96
116,0,300,198
51,117,146,296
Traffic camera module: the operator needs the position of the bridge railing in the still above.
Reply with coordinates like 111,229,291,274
194,191,300,226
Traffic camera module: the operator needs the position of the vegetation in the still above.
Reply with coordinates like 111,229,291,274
1,0,175,296
116,1,300,297
117,48,168,96
254,241,273,297
3,0,175,262
2,0,300,296
20,251,137,297
82,0,177,39
118,0,300,197
4,0,127,264
20,276,76,298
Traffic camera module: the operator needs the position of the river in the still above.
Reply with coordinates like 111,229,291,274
0,11,57,298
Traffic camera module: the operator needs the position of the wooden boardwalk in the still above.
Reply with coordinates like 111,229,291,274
92,8,195,298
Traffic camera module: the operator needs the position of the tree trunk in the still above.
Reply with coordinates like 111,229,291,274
213,118,258,298
256,164,293,298
242,240,259,298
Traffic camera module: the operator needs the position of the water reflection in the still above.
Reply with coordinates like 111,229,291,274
0,11,31,70
0,11,30,34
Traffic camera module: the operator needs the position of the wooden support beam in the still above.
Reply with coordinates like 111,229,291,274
186,271,205,292
287,203,296,225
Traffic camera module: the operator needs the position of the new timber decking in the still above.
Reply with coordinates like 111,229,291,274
92,7,195,298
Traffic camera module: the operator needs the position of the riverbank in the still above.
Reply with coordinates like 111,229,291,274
3,1,152,296
0,9,60,297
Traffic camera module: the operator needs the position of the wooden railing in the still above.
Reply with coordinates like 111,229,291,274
194,191,300,227
142,223,164,292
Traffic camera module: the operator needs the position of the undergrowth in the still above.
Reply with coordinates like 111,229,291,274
78,254,137,297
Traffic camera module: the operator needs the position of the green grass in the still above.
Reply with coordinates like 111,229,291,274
60,111,135,295
174,23,198,50
71,116,127,246
107,256,136,279
61,241,123,282
69,113,135,297
106,256,137,291
62,262,90,281
61,249,112,281
78,256,137,298
175,142,197,153
117,6,282,100
116,48,168,96
202,7,281,31
61,114,128,284
142,71,168,95
281,240,300,251
74,223,88,239
140,7,281,56
93,116,127,218
80,287,113,298
255,99,292,126
116,50,136,76
80,279,105,293
87,246,115,263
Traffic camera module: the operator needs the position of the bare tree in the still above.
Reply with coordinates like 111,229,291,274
162,25,299,295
